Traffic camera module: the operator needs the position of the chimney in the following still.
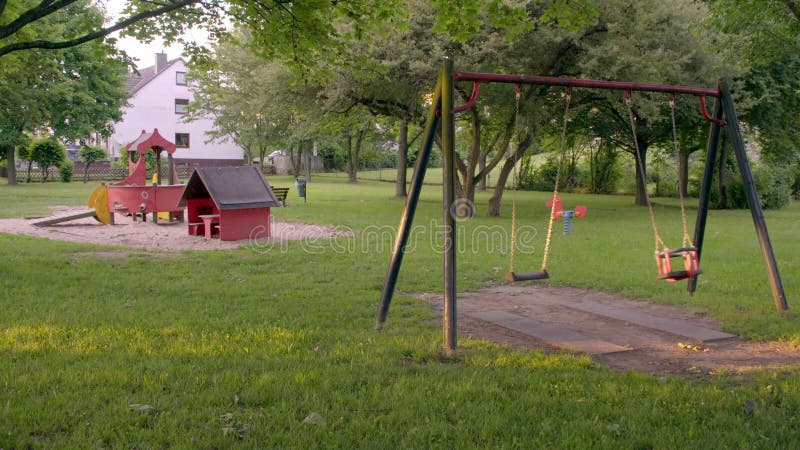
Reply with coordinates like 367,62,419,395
155,52,168,72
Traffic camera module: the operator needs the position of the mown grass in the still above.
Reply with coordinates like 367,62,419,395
1,175,799,448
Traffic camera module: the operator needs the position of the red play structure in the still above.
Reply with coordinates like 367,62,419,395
177,166,281,241
102,129,185,224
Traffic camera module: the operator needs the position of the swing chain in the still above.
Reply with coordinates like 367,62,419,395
540,86,572,271
625,91,667,253
508,84,522,274
668,97,694,248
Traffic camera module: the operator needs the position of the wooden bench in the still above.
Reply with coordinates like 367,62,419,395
272,187,289,207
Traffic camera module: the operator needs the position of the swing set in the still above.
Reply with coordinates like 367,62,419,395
376,59,788,352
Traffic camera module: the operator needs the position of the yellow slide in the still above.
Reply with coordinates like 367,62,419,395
87,185,110,224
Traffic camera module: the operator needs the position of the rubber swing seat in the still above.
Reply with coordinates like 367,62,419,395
505,270,549,282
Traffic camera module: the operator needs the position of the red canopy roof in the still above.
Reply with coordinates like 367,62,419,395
125,128,176,155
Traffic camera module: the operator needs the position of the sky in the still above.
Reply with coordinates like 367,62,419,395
103,0,210,69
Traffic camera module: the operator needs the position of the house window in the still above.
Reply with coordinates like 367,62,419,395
175,133,190,148
175,99,189,114
176,72,186,85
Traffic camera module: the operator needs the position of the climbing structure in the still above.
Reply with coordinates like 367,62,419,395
98,129,185,224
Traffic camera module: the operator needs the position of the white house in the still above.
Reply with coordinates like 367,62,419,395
107,53,243,166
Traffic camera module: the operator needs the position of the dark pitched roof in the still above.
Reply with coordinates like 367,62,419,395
125,58,183,94
177,166,281,210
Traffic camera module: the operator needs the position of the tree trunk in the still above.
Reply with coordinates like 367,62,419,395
346,134,357,183
84,162,91,183
351,130,365,184
633,141,649,206
717,134,729,209
241,145,253,166
462,170,476,205
5,145,16,185
396,120,408,197
487,132,532,216
678,149,689,198
459,107,482,206
26,160,32,183
304,141,312,182
477,152,487,191
289,143,303,178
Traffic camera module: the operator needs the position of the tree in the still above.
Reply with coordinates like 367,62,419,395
188,34,325,171
707,1,800,207
78,145,107,183
574,0,735,205
29,137,66,182
709,0,800,66
16,142,33,183
1,5,128,185
0,0,207,58
1,0,403,74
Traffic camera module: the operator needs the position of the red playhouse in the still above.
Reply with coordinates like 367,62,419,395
177,166,281,241
104,129,185,224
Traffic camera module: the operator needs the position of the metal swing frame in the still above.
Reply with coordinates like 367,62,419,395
376,59,788,352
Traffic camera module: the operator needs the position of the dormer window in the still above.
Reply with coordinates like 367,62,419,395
175,99,189,114
176,72,186,85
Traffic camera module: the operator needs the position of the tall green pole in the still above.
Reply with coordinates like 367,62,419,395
375,70,443,329
720,83,788,313
441,58,457,352
687,97,722,294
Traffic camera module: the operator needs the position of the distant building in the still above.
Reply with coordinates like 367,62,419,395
106,53,243,167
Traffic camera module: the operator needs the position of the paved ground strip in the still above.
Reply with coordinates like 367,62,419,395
557,300,736,342
466,310,632,355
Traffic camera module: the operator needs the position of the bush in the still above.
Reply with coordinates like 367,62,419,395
29,137,66,182
79,145,107,182
722,163,792,210
754,163,792,209
518,154,559,191
725,177,748,209
58,160,74,182
582,144,621,194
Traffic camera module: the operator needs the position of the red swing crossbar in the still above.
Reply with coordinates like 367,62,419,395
655,247,702,282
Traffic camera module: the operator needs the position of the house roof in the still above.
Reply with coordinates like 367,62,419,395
126,57,184,94
177,166,281,210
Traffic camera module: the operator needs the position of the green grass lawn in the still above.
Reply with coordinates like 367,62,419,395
1,176,799,447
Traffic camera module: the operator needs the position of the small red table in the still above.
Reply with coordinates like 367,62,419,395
199,214,220,239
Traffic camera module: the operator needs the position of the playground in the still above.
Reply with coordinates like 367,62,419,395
0,205,345,251
1,172,800,446
2,69,800,448
1,178,798,379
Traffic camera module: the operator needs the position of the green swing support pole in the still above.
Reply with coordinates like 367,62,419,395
441,58,458,352
687,96,722,295
375,67,444,330
719,83,788,313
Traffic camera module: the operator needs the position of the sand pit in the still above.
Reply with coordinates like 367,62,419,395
0,206,349,252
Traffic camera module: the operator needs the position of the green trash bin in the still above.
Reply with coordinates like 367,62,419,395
295,178,307,202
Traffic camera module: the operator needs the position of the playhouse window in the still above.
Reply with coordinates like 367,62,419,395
176,133,190,148
175,99,189,114
176,72,186,85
